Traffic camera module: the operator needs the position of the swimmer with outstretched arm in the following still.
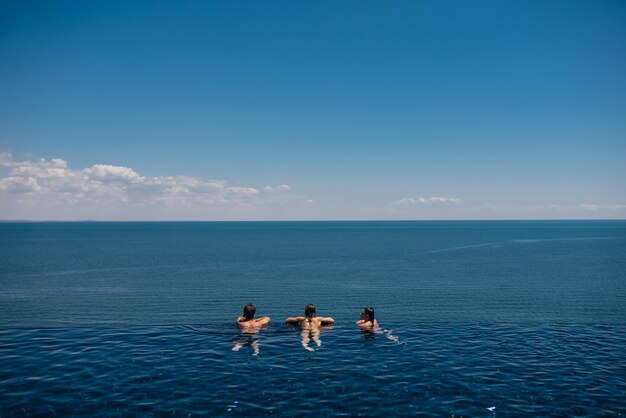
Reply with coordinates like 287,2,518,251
233,303,269,355
286,304,334,351
285,304,334,328
236,303,270,329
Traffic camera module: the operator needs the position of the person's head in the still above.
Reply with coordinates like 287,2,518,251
304,304,316,319
361,307,375,323
242,303,256,321
359,309,368,321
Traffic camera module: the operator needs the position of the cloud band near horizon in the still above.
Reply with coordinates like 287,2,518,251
0,152,307,220
1,152,625,221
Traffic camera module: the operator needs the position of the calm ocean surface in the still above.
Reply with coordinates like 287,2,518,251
1,221,625,416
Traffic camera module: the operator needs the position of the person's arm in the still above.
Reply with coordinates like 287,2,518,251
285,316,304,324
255,316,270,326
356,319,365,325
236,316,245,323
319,317,334,325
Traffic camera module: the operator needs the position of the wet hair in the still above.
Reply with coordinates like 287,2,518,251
304,304,316,323
242,303,256,321
360,309,368,321
362,307,375,323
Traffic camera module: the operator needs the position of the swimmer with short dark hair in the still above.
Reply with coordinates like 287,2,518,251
285,304,334,351
236,303,270,329
233,303,270,355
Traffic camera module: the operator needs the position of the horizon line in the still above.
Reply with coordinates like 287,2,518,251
1,218,625,223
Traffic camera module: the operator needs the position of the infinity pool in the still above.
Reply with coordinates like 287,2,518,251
1,323,624,416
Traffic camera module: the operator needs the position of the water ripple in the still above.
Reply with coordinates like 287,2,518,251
0,323,624,416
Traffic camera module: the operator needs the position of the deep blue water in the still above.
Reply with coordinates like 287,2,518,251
1,324,624,417
1,221,625,416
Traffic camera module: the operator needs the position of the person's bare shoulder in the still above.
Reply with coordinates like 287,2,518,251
255,316,270,326
318,317,334,325
238,317,270,328
285,316,304,324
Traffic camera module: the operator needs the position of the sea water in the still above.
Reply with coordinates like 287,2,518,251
1,221,625,416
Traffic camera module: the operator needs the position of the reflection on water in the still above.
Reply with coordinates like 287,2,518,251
360,326,399,343
300,328,320,351
299,327,332,352
1,323,625,416
232,330,261,356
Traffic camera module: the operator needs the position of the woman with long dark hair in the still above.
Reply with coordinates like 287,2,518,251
285,304,334,327
356,306,399,342
356,307,378,328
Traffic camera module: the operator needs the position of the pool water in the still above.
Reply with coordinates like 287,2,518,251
1,323,624,416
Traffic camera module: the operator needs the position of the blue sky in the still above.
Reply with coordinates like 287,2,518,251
1,0,625,220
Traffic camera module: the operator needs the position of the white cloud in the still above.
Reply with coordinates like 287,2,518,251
225,187,259,197
394,196,462,205
2,152,624,220
525,204,568,211
580,203,600,211
581,203,626,211
517,203,626,213
0,153,307,220
0,176,42,193
1,152,67,169
0,152,13,166
473,202,626,218
263,185,291,192
84,164,142,182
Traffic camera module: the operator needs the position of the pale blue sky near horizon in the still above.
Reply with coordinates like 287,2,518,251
1,0,625,220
